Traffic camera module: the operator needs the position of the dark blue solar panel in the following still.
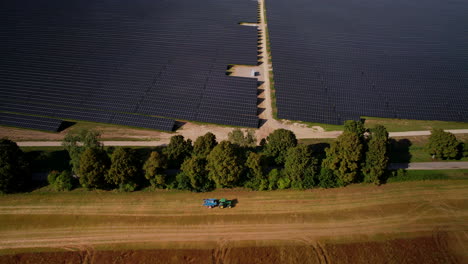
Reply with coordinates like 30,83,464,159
0,0,259,129
0,112,63,132
267,0,468,125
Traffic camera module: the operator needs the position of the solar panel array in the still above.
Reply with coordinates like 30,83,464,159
0,0,259,131
266,0,468,124
0,112,63,132
0,101,175,132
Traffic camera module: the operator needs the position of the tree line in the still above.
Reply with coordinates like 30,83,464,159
1,122,467,193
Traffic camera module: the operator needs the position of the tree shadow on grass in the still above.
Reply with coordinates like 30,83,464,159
309,143,331,163
58,121,76,132
389,138,412,163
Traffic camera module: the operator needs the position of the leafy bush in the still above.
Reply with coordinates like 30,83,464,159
206,141,243,188
164,135,193,168
277,177,291,190
318,168,338,189
228,129,256,147
362,125,389,185
193,133,217,158
143,151,168,189
62,129,102,176
47,170,60,185
245,152,268,191
322,132,364,186
426,129,459,160
78,148,110,189
387,169,450,183
176,172,192,191
267,169,280,190
344,120,365,137
283,145,318,189
119,181,137,192
264,129,297,165
107,147,139,187
54,171,74,191
181,156,210,191
0,138,29,193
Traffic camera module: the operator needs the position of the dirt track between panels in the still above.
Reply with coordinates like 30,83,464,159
0,180,467,263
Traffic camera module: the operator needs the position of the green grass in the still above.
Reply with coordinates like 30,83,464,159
293,117,468,132
390,134,468,162
363,116,468,132
387,169,468,183
300,134,468,163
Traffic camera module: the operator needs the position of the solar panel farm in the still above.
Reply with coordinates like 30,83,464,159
1,0,468,263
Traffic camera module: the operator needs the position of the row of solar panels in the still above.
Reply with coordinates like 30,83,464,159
0,100,175,132
0,0,260,131
0,112,64,132
267,0,468,125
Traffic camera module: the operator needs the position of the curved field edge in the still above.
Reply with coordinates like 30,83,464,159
0,180,466,262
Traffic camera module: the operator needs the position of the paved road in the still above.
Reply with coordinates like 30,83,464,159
389,161,468,170
16,129,468,147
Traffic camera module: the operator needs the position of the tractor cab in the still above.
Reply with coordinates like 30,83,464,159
218,198,232,208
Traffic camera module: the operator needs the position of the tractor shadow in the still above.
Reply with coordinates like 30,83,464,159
230,198,239,208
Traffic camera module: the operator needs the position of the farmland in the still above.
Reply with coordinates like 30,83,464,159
0,180,467,263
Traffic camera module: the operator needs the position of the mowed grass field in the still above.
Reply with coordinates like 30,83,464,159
0,180,467,263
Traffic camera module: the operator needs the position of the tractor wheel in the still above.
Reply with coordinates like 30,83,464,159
227,205,231,208
220,206,224,209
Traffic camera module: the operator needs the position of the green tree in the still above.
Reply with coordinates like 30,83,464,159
426,129,459,160
322,132,364,186
143,151,168,188
463,141,468,158
283,145,318,189
0,139,29,193
362,125,389,185
267,168,281,190
264,129,297,164
245,152,268,190
47,170,60,186
228,128,256,147
54,171,74,191
164,135,193,167
78,148,110,189
107,147,139,188
277,176,291,190
62,129,102,176
181,156,212,192
318,168,338,188
193,132,217,158
344,120,365,137
175,172,192,191
206,141,243,188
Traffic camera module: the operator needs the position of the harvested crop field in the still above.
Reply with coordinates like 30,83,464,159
0,180,467,263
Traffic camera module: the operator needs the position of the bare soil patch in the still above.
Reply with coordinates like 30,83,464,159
0,234,464,264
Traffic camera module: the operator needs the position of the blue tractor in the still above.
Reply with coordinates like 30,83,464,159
203,198,218,208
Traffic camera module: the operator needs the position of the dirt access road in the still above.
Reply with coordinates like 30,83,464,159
0,180,467,263
14,129,468,147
